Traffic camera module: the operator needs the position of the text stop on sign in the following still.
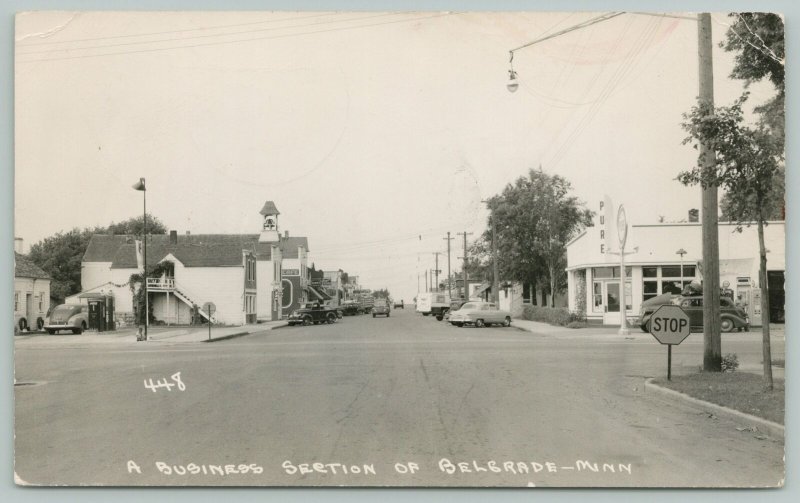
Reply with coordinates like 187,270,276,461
649,304,691,346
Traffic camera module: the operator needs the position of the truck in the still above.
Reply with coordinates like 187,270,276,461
415,292,451,320
357,293,375,314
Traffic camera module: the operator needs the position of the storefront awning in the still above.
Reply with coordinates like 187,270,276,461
474,282,491,295
308,285,332,301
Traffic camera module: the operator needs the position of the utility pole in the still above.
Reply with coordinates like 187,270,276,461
433,253,440,293
482,199,500,305
698,12,722,372
425,269,429,293
457,231,473,300
443,232,454,299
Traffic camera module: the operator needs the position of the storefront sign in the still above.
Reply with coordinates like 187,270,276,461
282,269,300,276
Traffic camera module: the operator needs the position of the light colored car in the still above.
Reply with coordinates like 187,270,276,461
373,300,390,318
448,301,512,328
44,304,89,334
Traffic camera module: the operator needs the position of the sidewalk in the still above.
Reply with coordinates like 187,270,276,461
512,318,644,340
13,321,287,347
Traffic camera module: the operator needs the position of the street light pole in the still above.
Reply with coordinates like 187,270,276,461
676,248,687,289
132,177,147,341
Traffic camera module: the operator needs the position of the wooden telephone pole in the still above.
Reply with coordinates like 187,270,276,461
698,13,722,372
457,231,473,300
443,232,454,299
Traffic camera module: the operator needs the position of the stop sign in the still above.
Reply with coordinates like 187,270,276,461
649,304,691,345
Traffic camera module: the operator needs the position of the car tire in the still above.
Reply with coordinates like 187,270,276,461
302,316,312,326
503,317,511,327
373,314,376,318
422,313,430,316
720,318,735,333
455,323,463,328
327,313,336,324
435,315,443,321
387,313,390,317
475,319,485,328
18,318,27,332
46,329,55,335
36,318,44,330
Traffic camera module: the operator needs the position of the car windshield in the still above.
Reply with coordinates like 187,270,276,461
51,305,80,317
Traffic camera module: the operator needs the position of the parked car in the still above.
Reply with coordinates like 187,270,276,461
638,293,749,333
443,300,467,322
373,300,390,318
341,301,360,316
448,302,512,328
43,304,89,334
287,303,339,326
393,300,404,309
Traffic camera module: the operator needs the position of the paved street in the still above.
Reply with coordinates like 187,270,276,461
14,309,784,487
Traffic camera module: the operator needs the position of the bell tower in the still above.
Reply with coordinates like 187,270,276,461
259,201,280,242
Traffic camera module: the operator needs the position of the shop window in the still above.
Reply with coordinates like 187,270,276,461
522,283,532,304
592,267,632,278
643,280,659,301
38,293,44,311
593,282,603,312
643,267,658,278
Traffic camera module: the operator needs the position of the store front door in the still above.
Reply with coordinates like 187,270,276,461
602,282,621,325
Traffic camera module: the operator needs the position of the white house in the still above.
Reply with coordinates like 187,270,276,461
14,252,51,332
78,200,304,326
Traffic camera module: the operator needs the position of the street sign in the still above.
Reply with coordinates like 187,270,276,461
649,304,691,345
648,304,691,381
202,301,216,341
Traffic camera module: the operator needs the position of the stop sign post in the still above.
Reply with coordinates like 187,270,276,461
202,302,216,340
648,304,691,380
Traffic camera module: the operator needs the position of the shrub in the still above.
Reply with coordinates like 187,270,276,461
566,321,587,329
721,353,739,373
521,305,585,327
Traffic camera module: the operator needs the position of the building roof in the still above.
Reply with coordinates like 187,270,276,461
86,232,310,267
259,201,280,216
14,253,50,280
111,242,256,268
83,234,131,262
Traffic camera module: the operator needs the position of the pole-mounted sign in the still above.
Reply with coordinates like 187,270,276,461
648,304,691,380
203,302,216,341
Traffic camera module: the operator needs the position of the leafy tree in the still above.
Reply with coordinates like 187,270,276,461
722,13,785,150
372,289,391,300
678,94,782,390
28,228,96,302
486,169,592,306
27,214,168,303
107,214,168,237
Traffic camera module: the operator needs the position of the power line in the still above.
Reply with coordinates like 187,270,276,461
17,12,405,55
16,12,339,46
17,12,460,63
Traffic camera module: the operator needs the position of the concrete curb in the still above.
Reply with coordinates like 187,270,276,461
203,322,289,343
644,377,785,440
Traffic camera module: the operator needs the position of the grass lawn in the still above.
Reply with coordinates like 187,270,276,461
653,372,784,425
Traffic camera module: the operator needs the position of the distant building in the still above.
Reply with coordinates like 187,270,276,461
14,251,51,332
78,201,310,326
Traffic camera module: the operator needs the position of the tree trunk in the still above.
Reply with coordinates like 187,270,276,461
757,216,773,390
549,264,556,308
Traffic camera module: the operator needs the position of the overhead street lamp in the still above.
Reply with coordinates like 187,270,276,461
676,248,688,289
132,177,147,341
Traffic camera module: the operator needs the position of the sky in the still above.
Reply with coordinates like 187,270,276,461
14,10,778,303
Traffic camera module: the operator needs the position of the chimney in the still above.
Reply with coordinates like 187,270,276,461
284,230,289,238
170,230,178,245
688,209,699,223
14,237,23,254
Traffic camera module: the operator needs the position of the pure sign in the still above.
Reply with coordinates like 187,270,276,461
648,304,691,380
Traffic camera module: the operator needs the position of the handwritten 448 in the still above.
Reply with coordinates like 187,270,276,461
144,372,186,393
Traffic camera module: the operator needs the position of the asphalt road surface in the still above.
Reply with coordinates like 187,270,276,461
14,308,784,487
